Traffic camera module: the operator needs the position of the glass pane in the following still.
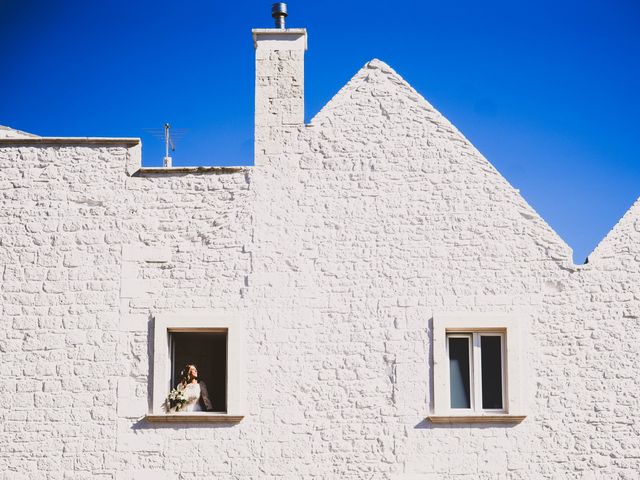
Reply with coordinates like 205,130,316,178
448,337,471,408
481,336,503,409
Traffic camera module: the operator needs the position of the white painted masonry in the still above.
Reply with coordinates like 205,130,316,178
1,25,639,479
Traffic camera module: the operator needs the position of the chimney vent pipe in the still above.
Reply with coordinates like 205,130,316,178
271,3,288,29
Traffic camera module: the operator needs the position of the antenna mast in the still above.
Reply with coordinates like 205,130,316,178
143,123,185,167
163,123,175,167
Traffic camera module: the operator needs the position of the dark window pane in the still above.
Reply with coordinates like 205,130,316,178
481,336,503,409
449,337,471,408
171,332,227,412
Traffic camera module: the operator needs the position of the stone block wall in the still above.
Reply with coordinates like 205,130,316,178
0,144,252,479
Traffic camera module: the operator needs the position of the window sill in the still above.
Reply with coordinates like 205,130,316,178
145,413,244,423
427,414,526,424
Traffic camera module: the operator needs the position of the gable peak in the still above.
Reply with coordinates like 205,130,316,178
365,58,393,72
310,58,423,125
361,58,413,88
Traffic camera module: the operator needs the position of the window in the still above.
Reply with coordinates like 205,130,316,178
148,311,245,423
447,332,504,411
170,331,227,412
430,313,526,424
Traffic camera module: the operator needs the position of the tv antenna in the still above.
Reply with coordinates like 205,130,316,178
142,124,188,167
163,123,175,167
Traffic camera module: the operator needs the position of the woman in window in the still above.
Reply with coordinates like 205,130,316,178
177,364,213,411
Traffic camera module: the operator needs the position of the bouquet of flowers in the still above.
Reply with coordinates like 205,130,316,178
165,388,188,412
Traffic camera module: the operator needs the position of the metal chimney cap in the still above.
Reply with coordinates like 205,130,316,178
272,3,288,17
272,2,288,29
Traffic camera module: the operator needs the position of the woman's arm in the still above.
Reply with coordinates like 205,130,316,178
199,381,214,411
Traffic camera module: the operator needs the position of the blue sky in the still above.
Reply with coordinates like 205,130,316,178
1,1,638,263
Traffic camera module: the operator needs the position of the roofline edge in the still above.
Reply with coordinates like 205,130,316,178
0,137,141,146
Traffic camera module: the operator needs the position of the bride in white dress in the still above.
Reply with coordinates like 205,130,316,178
176,364,213,412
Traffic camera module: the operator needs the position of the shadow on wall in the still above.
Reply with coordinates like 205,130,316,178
414,418,516,430
130,417,237,431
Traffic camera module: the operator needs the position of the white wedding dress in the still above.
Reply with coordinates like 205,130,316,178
177,382,203,412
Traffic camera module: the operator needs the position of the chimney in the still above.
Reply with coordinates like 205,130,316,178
252,3,307,166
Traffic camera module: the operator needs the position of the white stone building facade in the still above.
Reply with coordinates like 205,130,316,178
1,26,640,479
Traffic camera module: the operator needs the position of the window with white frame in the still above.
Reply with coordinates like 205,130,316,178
147,311,245,423
430,313,526,423
447,332,504,411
